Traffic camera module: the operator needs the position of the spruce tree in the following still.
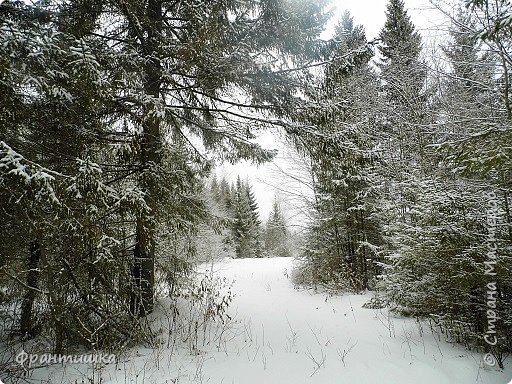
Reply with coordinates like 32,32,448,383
384,5,512,366
377,0,431,310
265,199,291,257
441,10,497,141
210,175,220,203
378,0,428,166
295,12,381,291
232,178,263,258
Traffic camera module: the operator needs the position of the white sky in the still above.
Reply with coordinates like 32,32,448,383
326,0,450,41
217,0,452,226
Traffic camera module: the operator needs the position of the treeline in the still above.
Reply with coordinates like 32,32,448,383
209,176,291,259
293,0,512,366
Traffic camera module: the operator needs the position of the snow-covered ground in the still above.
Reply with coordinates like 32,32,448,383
24,257,512,383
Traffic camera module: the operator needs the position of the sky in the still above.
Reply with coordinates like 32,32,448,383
326,0,450,41
216,0,452,226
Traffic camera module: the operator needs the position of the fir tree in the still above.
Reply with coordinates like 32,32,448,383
377,0,431,309
0,0,330,350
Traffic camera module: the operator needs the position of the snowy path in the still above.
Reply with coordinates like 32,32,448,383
33,257,511,383
185,257,511,384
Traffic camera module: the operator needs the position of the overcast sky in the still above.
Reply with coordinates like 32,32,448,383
326,0,449,41
217,0,451,226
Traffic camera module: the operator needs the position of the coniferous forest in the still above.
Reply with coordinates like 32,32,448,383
1,0,511,381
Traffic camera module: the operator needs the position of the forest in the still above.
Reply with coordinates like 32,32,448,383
0,0,511,382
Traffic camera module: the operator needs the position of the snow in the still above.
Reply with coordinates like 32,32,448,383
26,257,512,383
0,141,60,204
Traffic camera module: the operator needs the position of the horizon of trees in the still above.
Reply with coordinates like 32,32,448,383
210,174,292,259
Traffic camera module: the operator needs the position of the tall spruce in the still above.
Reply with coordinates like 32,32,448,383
295,12,382,291
377,0,428,167
377,0,431,306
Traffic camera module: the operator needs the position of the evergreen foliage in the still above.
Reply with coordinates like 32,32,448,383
264,199,291,257
294,12,382,292
385,177,512,366
1,0,512,368
232,177,263,258
381,2,512,366
0,0,329,350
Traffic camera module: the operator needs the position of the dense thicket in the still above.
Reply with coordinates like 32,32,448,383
0,0,329,351
291,0,512,365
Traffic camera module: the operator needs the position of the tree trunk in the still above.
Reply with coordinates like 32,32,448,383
131,220,155,317
20,240,41,338
130,0,162,318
